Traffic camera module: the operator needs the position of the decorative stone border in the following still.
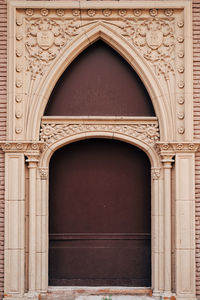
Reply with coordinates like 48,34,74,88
40,118,159,147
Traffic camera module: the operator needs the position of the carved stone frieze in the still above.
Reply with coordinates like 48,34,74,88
156,142,200,154
40,121,159,146
0,142,45,153
21,8,179,80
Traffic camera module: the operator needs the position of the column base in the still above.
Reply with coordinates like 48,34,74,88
176,297,197,300
23,292,40,300
3,293,47,300
152,290,161,299
161,292,197,300
161,291,175,300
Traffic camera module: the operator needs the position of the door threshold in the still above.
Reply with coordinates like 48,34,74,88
47,286,153,299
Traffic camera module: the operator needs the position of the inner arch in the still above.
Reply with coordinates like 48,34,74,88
49,138,151,286
45,40,155,116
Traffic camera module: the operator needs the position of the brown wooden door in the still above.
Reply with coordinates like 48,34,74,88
49,139,151,286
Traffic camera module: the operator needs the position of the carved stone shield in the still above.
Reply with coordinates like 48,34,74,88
146,30,163,50
37,30,54,50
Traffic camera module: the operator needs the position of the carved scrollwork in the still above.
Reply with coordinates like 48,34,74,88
121,17,175,79
40,122,159,146
25,17,80,77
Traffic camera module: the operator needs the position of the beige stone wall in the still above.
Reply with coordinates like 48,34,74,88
193,0,200,297
0,0,7,298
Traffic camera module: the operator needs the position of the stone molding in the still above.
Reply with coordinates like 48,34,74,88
40,118,159,147
0,141,45,153
156,142,200,153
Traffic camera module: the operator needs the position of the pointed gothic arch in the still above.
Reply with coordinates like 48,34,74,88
44,40,155,117
26,23,173,141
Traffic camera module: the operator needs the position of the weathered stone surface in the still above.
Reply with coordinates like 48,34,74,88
76,297,154,300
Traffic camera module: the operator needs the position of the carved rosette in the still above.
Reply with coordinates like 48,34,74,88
40,122,159,146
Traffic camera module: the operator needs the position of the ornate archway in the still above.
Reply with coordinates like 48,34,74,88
1,1,197,300
25,22,172,141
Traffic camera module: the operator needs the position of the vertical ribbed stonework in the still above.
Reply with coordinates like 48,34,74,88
193,0,200,297
0,0,6,296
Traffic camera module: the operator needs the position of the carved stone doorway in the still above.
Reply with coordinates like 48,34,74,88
3,2,196,300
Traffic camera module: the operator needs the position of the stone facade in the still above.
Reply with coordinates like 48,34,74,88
193,1,200,297
0,0,7,298
1,0,200,299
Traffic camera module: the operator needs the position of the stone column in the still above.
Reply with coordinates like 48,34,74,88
151,167,163,299
162,155,174,299
26,155,39,299
37,168,48,294
4,151,25,298
175,149,197,300
156,143,175,300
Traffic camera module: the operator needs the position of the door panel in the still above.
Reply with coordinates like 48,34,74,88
49,139,151,286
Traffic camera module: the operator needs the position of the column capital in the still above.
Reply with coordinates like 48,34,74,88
151,167,161,180
38,167,48,180
26,155,39,164
26,154,40,168
161,156,174,166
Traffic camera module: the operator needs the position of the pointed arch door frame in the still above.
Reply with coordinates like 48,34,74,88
3,1,197,300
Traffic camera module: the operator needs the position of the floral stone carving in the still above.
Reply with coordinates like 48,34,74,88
121,18,175,79
25,17,79,77
40,122,159,146
23,9,177,81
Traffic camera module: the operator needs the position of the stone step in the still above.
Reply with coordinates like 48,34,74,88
76,297,154,300
47,287,153,300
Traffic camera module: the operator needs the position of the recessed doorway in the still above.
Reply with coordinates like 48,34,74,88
49,138,151,286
